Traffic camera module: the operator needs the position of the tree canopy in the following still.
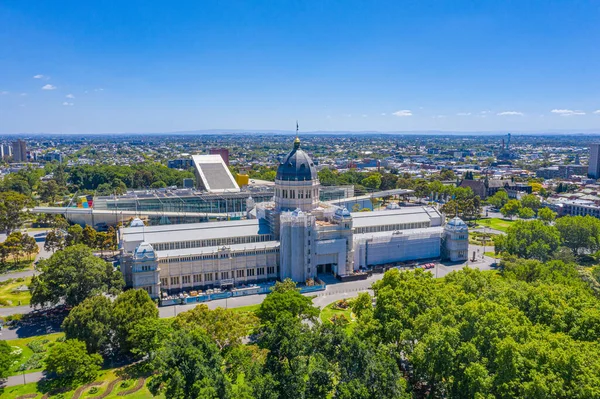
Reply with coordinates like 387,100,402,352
29,244,124,308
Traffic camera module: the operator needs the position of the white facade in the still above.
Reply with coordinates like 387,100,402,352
120,138,465,298
443,217,469,262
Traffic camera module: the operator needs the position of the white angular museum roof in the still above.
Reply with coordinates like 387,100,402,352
192,154,240,193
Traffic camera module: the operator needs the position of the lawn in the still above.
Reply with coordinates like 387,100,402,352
474,218,515,233
7,333,64,376
484,251,502,259
0,276,32,307
0,368,163,399
0,258,35,274
320,300,353,326
229,303,261,314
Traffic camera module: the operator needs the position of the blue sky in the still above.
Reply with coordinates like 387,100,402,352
1,0,599,134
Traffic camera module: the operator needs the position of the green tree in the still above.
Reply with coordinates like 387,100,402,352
379,173,398,191
518,207,536,219
44,229,66,253
112,289,159,356
4,232,24,266
150,180,167,188
493,220,560,261
81,225,98,248
129,318,172,361
350,292,373,319
174,304,257,350
256,279,319,323
62,295,113,354
29,244,124,308
45,339,102,387
149,329,230,399
555,215,600,255
21,233,38,261
0,191,31,234
500,199,522,219
38,180,61,204
0,340,17,379
361,174,382,190
538,207,557,223
487,190,509,209
65,224,83,246
440,169,456,181
521,194,541,213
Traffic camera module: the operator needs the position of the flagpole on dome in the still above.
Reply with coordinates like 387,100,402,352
294,121,300,149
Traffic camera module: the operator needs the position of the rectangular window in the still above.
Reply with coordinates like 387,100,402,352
221,271,229,280
160,278,168,287
267,266,275,275
204,273,213,282
236,269,245,278
182,275,191,284
193,274,202,283
170,276,180,286
257,267,265,275
247,269,255,277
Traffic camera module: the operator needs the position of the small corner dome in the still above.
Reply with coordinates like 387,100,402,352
134,242,155,259
334,207,352,219
130,218,145,227
275,138,317,182
446,216,468,231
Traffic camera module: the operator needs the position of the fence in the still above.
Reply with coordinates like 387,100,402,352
160,283,326,306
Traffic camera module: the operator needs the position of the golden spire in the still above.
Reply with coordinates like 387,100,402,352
294,121,300,148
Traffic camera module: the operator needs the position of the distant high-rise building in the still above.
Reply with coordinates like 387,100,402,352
3,144,11,159
12,139,27,162
209,148,229,166
589,144,600,179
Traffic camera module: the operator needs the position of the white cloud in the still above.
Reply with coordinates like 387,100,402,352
33,74,45,79
0,91,8,95
362,114,368,118
480,110,491,114
94,88,104,92
594,110,600,114
380,113,387,116
392,109,412,117
497,111,524,116
62,102,74,106
42,84,57,90
456,112,472,116
432,115,446,119
551,109,585,116
66,94,75,99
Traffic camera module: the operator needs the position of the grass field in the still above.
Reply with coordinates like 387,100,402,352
0,276,32,307
0,368,163,399
485,251,502,259
320,300,353,326
7,332,64,376
474,218,515,233
229,303,261,314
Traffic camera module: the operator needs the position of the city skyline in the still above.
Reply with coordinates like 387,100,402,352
1,1,600,134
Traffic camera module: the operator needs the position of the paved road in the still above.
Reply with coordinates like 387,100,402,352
1,371,44,388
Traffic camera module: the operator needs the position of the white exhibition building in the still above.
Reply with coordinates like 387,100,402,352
120,138,468,298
